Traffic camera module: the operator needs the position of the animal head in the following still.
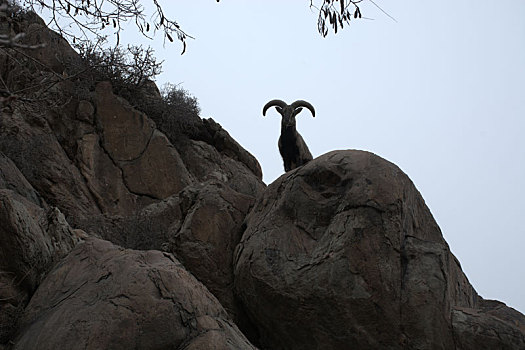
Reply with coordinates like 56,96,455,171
262,99,315,128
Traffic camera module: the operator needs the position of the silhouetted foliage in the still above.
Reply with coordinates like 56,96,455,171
311,0,362,36
76,42,163,89
161,83,200,119
146,83,201,142
6,0,191,53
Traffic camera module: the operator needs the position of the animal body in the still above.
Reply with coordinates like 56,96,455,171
262,99,315,172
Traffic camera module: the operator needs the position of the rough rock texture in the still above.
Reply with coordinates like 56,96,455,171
87,181,258,335
234,150,524,349
143,181,255,314
94,81,192,200
0,152,45,208
452,299,525,350
178,117,264,198
0,158,80,342
14,238,256,350
0,107,101,224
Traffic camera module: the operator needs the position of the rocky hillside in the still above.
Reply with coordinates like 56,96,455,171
1,10,524,350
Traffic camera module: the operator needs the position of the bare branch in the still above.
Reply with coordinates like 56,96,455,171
14,0,192,54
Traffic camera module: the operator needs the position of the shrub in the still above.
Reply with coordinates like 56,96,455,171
74,41,202,142
75,42,163,95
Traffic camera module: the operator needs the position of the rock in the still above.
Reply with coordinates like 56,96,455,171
164,181,256,324
0,152,45,207
179,138,265,199
95,81,157,162
90,181,257,331
452,299,525,349
76,133,144,216
0,189,79,343
76,100,94,123
14,238,256,350
185,118,264,198
18,21,81,75
0,108,101,225
234,150,480,349
0,189,79,292
119,130,192,199
198,118,262,179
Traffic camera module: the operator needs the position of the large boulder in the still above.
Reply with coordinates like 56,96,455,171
14,238,256,350
234,150,525,349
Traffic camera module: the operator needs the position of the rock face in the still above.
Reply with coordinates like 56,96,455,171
0,152,80,342
14,238,255,350
234,150,525,349
1,9,263,348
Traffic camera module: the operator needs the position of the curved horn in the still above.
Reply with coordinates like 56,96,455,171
263,99,287,116
291,100,315,117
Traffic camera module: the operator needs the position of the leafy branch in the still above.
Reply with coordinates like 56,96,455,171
311,0,363,37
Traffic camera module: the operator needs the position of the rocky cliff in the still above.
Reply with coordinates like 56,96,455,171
1,10,524,350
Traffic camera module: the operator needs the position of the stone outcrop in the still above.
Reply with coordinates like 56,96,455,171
14,238,255,350
1,10,264,348
1,11,264,226
234,150,525,349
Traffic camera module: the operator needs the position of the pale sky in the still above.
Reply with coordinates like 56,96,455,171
56,1,525,313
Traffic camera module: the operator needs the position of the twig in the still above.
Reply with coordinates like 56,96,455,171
368,0,397,23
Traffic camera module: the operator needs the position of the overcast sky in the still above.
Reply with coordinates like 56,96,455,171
106,1,525,313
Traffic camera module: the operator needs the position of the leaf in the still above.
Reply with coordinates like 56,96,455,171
181,41,186,55
354,8,358,18
340,0,344,14
67,3,70,13
146,23,150,32
167,33,173,42
113,19,116,28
